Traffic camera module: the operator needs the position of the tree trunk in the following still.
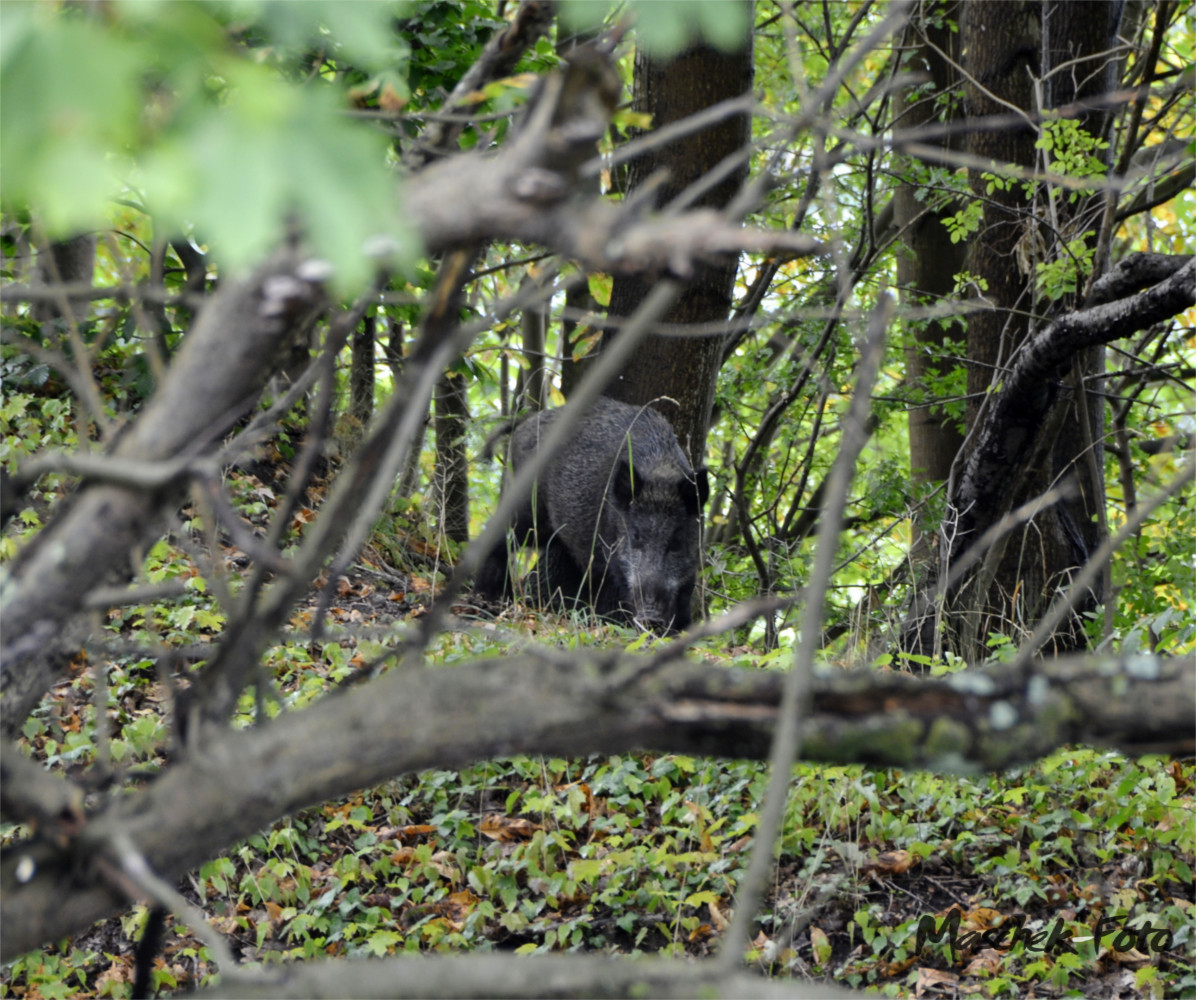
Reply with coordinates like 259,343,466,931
350,312,376,428
946,0,1120,660
32,233,97,324
603,35,753,466
1039,0,1125,643
894,2,967,585
514,272,549,411
557,280,598,399
433,371,470,544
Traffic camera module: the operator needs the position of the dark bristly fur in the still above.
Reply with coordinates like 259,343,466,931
476,398,709,633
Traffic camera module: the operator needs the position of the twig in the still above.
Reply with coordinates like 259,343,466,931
81,582,192,611
99,829,247,983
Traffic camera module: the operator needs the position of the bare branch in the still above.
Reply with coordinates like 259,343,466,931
199,952,852,1000
950,256,1195,546
0,248,328,736
3,648,1190,960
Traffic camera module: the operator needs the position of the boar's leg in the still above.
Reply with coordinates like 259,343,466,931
475,539,513,601
474,491,541,600
529,541,590,609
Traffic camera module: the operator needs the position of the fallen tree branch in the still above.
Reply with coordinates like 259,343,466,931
195,952,853,1000
3,648,1191,959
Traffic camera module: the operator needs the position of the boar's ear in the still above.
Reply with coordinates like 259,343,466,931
612,454,642,505
682,467,709,515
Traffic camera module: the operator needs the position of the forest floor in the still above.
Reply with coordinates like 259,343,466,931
2,450,1193,1000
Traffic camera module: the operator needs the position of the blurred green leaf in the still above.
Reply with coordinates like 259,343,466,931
0,3,143,232
1,1,419,292
559,0,750,55
215,0,409,74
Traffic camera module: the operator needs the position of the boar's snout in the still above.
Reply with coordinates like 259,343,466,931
622,561,693,635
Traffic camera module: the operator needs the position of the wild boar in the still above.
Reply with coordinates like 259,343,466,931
476,397,709,633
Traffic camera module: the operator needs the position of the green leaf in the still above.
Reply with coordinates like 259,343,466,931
363,929,401,956
556,0,613,36
3,3,419,293
691,0,752,51
559,0,750,55
0,4,143,231
223,0,410,74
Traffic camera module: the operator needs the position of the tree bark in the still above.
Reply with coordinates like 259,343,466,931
515,271,550,410
349,312,376,429
202,953,850,999
603,34,754,465
557,279,598,398
433,370,471,543
894,2,967,601
960,1,1039,429
4,649,1190,960
946,0,1124,659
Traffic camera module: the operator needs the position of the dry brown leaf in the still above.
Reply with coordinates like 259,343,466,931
963,948,1004,976
809,926,831,965
378,83,407,112
862,849,916,875
94,955,134,994
1109,943,1152,965
882,954,918,977
479,813,539,841
444,889,480,923
961,906,1003,932
393,824,437,843
914,966,959,996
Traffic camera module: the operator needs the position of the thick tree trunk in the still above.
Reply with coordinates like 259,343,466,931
946,0,1121,660
603,36,753,466
894,2,967,587
1038,0,1125,643
960,1,1039,427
